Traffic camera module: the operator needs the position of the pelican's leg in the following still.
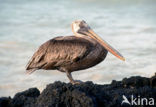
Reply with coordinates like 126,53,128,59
66,71,81,85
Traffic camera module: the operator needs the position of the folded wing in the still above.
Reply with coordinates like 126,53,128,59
26,36,93,73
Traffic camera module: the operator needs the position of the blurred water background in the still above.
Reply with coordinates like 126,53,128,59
0,0,156,97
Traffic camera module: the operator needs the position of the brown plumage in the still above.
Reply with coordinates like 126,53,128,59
26,20,125,84
26,36,107,73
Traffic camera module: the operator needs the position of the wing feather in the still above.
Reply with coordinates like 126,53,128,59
26,36,93,71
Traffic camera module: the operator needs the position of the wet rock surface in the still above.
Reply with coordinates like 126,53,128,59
0,74,156,107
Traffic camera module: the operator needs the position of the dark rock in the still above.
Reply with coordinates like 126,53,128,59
122,76,150,88
0,97,11,107
0,74,156,107
11,88,40,107
150,73,156,88
35,81,97,107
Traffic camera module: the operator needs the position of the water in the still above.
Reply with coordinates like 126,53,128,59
0,0,156,97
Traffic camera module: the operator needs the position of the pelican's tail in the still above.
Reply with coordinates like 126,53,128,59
26,69,37,74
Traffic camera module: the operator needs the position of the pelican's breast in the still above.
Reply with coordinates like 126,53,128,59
84,37,108,66
67,36,108,72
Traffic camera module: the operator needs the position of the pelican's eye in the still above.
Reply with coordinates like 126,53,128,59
82,20,86,23
79,23,85,28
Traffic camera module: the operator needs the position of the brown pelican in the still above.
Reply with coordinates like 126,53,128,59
26,20,125,84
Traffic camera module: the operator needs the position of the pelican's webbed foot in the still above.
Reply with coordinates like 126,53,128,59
70,80,83,85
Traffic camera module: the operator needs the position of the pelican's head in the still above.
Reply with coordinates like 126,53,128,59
71,20,90,36
71,20,125,61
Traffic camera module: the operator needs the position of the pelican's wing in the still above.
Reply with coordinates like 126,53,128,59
26,36,93,72
26,39,51,73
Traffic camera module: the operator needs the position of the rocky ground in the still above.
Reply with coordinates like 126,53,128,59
0,74,156,107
